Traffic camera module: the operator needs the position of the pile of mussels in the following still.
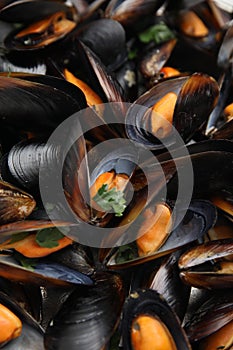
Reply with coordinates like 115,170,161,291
0,0,233,349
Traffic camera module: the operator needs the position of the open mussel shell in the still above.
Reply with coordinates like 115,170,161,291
0,180,36,224
4,10,77,51
178,238,233,289
148,250,191,321
125,73,219,149
0,73,86,133
72,41,125,109
105,0,165,27
105,200,217,268
205,67,232,136
217,22,233,70
89,145,138,186
0,0,76,23
49,243,94,275
121,289,191,349
0,254,93,287
164,139,233,200
184,290,233,342
139,38,177,79
44,272,125,350
0,291,44,349
165,0,227,54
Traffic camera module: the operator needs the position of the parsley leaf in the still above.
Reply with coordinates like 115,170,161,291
36,227,65,248
128,48,138,60
115,243,138,264
138,22,175,44
14,252,38,271
9,232,30,244
93,184,127,217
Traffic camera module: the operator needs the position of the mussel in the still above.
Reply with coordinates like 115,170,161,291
125,73,219,149
121,289,191,349
178,238,233,289
0,291,44,349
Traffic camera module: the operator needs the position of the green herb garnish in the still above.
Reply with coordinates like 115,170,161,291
36,227,65,248
93,184,127,217
115,243,138,264
128,47,138,60
138,22,175,44
14,252,38,271
9,232,30,244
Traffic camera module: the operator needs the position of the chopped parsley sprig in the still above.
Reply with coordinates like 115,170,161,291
93,184,127,217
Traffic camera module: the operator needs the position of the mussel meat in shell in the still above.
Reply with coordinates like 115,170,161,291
178,238,233,289
0,291,44,349
0,302,22,347
121,289,191,349
126,73,219,149
0,1,232,349
4,11,77,51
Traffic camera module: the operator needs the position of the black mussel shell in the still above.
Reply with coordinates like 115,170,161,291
49,243,94,275
139,38,177,79
44,272,125,350
148,250,191,321
0,0,76,23
178,238,233,289
121,288,191,349
184,290,233,342
74,41,125,107
0,139,60,192
205,68,232,136
0,180,36,224
165,139,233,200
0,254,93,287
217,22,233,70
105,0,166,26
77,18,127,71
0,74,87,132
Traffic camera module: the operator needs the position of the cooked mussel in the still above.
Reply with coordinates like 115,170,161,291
121,289,191,349
0,290,44,349
0,180,36,224
105,0,165,27
4,11,77,51
105,200,217,268
0,302,22,347
125,73,219,149
165,0,228,54
178,238,233,289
